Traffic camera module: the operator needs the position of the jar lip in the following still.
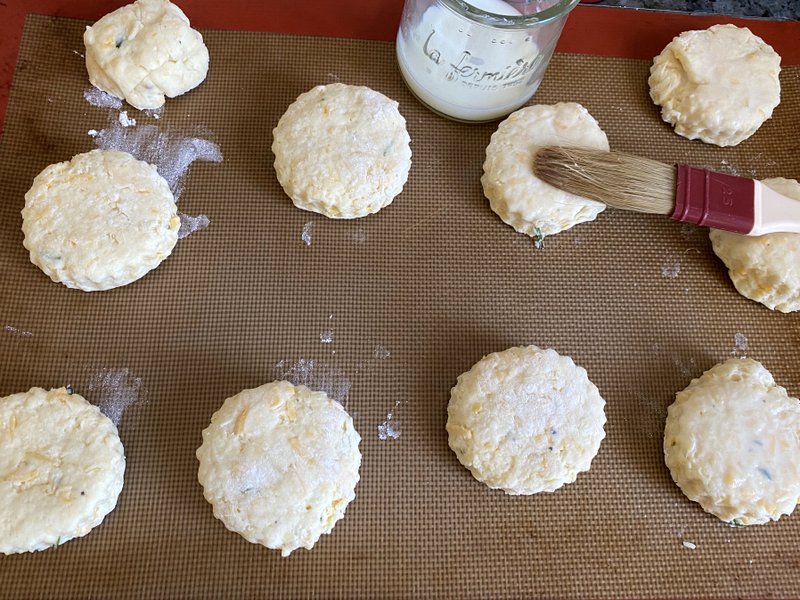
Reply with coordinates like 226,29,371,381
439,0,580,27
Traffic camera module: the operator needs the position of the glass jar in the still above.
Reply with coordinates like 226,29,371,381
396,0,579,122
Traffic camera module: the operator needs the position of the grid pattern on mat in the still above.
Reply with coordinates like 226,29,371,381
0,14,799,600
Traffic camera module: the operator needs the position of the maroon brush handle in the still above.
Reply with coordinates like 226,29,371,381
672,165,755,234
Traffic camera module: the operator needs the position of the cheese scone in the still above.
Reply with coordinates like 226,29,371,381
481,103,609,239
84,0,209,110
447,346,606,495
0,387,126,554
649,24,781,146
710,178,800,313
22,149,180,291
665,358,800,525
197,381,361,556
272,83,412,219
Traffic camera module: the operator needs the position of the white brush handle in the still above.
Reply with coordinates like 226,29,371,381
752,181,800,235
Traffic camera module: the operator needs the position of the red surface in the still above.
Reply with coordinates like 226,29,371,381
1,0,799,132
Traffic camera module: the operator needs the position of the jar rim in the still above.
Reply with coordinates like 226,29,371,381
439,0,580,27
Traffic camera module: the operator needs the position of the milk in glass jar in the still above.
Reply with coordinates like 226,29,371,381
396,0,579,122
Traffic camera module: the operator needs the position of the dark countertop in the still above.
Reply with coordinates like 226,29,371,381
593,0,799,20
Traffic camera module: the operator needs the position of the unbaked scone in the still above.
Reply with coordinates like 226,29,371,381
447,345,606,495
481,103,609,239
22,149,180,292
272,83,412,219
664,358,800,525
0,387,126,554
710,178,800,313
649,24,781,147
196,381,361,556
84,0,209,110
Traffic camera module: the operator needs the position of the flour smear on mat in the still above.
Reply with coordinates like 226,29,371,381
83,88,222,237
118,111,137,128
378,399,402,441
661,255,681,279
731,332,748,357
301,221,314,246
3,325,33,338
87,367,145,427
275,358,351,405
83,87,121,109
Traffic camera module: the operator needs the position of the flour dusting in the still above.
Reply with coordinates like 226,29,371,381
718,158,740,176
143,107,164,120
672,355,696,377
275,358,351,405
378,420,401,441
732,333,748,357
320,330,333,344
3,325,33,338
353,229,367,244
233,461,279,495
118,111,137,128
88,367,144,427
651,342,699,378
83,87,123,109
661,256,681,279
178,212,210,239
301,221,314,246
91,119,223,200
373,345,390,360
378,400,402,441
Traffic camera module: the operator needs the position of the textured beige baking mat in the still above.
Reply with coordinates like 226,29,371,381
1,14,799,600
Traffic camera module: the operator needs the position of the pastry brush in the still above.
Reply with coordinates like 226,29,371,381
532,146,800,235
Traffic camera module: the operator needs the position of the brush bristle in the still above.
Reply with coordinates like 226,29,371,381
533,147,676,215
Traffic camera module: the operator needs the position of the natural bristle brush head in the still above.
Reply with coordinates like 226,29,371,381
533,146,677,215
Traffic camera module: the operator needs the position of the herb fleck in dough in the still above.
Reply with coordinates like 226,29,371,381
272,83,412,219
22,149,180,292
664,358,800,525
0,387,125,554
447,345,606,495
84,0,209,110
196,381,361,556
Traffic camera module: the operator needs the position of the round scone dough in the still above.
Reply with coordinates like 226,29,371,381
481,103,610,238
0,387,126,554
710,178,800,313
649,24,781,147
447,346,606,495
272,83,412,219
664,358,800,525
84,0,209,110
22,149,180,292
196,381,361,556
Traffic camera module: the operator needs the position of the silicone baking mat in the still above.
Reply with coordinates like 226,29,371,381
1,14,799,599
